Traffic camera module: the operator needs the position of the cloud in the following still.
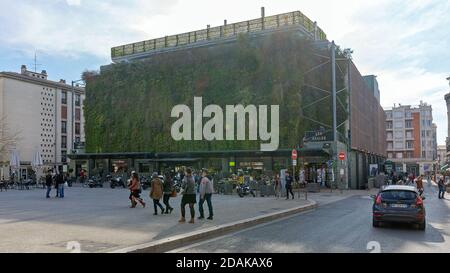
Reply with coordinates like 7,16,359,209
337,0,450,144
1,0,449,142
66,0,81,6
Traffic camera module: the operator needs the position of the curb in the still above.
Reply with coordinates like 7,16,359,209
110,200,318,253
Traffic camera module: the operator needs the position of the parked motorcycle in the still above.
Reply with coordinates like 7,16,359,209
173,177,182,193
88,176,103,188
108,175,126,189
236,183,255,198
141,175,151,190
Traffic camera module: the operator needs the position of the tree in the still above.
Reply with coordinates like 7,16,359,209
0,115,20,160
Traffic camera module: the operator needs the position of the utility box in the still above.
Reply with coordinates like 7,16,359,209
306,183,320,192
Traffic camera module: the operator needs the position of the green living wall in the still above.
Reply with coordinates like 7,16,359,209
85,31,347,153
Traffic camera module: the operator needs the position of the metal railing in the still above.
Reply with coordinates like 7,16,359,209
111,10,327,60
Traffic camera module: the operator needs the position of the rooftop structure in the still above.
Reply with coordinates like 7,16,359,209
111,7,327,63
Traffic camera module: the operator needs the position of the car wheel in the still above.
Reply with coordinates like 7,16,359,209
372,218,380,228
418,220,426,231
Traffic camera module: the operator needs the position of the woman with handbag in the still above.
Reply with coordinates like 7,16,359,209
163,172,175,214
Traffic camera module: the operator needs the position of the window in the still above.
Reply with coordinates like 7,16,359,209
422,151,426,158
405,120,412,128
61,91,67,104
75,137,80,143
75,108,81,121
386,122,393,129
394,111,403,118
405,111,412,119
426,130,430,137
406,141,413,149
75,94,81,106
406,152,413,158
396,153,403,159
387,132,393,139
387,142,393,149
61,106,67,119
61,136,67,149
386,112,393,119
75,123,80,135
405,131,413,138
394,141,404,149
61,151,67,163
388,153,393,159
394,131,403,139
421,130,425,138
61,121,67,134
394,121,403,129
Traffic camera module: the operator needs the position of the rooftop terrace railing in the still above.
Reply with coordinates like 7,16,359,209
111,10,327,61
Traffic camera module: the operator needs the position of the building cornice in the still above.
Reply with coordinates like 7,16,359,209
0,72,85,94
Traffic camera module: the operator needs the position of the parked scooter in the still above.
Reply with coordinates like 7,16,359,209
108,175,126,189
236,183,256,198
88,176,103,188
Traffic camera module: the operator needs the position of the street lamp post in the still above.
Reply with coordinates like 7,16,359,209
331,41,337,192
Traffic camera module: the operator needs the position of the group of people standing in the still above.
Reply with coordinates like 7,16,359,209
127,168,214,224
45,170,66,198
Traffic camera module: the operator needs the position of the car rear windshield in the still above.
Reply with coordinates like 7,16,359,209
381,190,417,200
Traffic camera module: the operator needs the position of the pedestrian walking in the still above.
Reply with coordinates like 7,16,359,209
179,168,196,224
45,171,53,198
285,171,294,200
416,175,424,197
163,172,174,214
438,178,446,199
150,172,165,215
55,172,65,198
128,172,146,208
198,169,214,220
274,173,281,199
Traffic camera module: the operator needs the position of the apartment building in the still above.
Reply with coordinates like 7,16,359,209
385,101,437,175
0,65,85,179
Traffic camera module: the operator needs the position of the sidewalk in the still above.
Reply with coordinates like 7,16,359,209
0,187,374,253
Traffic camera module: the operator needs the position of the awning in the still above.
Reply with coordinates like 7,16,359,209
440,164,449,171
140,158,201,162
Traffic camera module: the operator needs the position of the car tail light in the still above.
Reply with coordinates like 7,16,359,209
416,197,423,206
376,195,382,205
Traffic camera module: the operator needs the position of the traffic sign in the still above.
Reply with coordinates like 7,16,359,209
292,149,298,160
292,159,297,166
338,152,346,161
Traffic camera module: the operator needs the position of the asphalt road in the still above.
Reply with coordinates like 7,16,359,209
172,182,450,253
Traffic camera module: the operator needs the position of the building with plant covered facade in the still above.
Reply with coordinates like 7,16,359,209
69,8,385,189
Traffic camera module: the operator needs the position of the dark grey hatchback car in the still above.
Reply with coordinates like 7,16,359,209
372,185,426,230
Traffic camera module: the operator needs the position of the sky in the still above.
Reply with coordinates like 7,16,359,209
1,0,449,144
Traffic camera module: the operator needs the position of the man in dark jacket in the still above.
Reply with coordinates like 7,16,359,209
438,178,446,199
285,171,294,200
45,171,53,198
55,172,65,198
